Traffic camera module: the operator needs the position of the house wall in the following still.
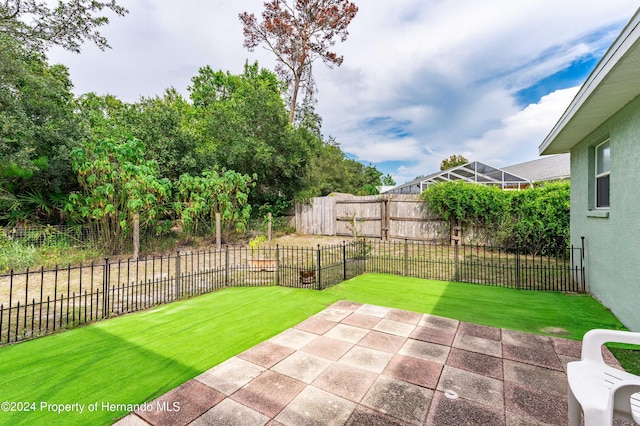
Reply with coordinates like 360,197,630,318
570,94,640,331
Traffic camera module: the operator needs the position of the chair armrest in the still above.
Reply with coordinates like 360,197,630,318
581,329,640,362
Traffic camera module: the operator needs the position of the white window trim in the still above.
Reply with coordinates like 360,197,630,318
595,139,610,209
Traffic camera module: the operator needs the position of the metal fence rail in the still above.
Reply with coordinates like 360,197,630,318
0,239,584,345
364,240,584,292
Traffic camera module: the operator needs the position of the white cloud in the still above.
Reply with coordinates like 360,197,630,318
462,86,581,165
46,0,639,186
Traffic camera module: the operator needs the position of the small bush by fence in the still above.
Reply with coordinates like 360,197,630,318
0,239,584,345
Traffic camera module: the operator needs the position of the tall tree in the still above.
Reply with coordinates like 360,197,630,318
381,174,396,186
189,62,310,209
0,34,84,224
440,154,469,170
0,0,127,53
239,0,358,124
299,137,387,198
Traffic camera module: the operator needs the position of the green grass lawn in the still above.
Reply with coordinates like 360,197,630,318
326,273,625,341
0,273,633,425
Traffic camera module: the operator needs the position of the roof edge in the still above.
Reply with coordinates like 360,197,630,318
539,8,640,154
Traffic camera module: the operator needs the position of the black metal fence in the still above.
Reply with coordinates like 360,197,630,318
364,240,584,292
0,239,584,345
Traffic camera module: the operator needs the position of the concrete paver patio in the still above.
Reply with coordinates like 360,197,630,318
114,301,629,426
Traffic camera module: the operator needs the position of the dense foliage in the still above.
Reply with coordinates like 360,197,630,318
422,181,508,228
0,32,387,253
0,0,127,53
0,34,85,224
189,62,308,208
422,181,570,254
174,168,255,237
299,138,386,198
505,182,570,255
68,137,172,254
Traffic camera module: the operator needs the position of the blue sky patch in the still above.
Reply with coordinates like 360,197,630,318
361,116,412,139
514,23,624,107
515,55,599,106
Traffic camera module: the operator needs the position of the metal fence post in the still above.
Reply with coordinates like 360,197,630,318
175,251,181,300
453,241,459,281
103,257,110,318
362,239,367,274
316,245,322,290
580,236,586,292
276,245,280,286
7,270,13,343
225,246,229,287
515,244,521,289
216,213,221,250
343,241,347,281
404,239,409,276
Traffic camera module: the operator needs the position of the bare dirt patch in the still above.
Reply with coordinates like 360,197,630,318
269,234,352,248
540,326,569,336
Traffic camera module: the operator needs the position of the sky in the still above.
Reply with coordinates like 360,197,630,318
48,0,639,185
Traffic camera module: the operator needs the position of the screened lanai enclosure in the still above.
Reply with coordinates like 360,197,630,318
384,161,532,194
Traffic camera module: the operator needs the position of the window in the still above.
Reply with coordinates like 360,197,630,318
595,140,610,208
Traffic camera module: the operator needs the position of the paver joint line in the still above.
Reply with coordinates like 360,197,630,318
116,301,579,426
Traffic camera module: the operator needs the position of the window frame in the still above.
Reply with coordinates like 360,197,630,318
594,139,610,209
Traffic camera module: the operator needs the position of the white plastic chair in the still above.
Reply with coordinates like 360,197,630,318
567,329,640,426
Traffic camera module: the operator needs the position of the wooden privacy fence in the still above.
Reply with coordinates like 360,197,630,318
295,194,450,241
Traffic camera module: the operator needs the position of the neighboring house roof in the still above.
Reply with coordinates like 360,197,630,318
540,8,640,154
383,161,531,194
502,154,570,182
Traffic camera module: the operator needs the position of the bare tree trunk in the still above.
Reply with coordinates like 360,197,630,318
216,212,221,250
288,75,301,124
133,213,139,260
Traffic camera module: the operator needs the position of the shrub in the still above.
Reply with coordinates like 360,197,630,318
421,181,570,255
421,181,509,229
0,239,36,273
503,182,570,255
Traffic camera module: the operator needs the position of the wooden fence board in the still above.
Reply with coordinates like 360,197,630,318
295,194,451,241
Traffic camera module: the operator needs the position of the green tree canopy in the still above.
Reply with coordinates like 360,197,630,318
189,61,309,209
381,174,396,186
74,90,201,182
299,137,386,198
0,0,127,53
0,34,85,224
440,154,469,170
